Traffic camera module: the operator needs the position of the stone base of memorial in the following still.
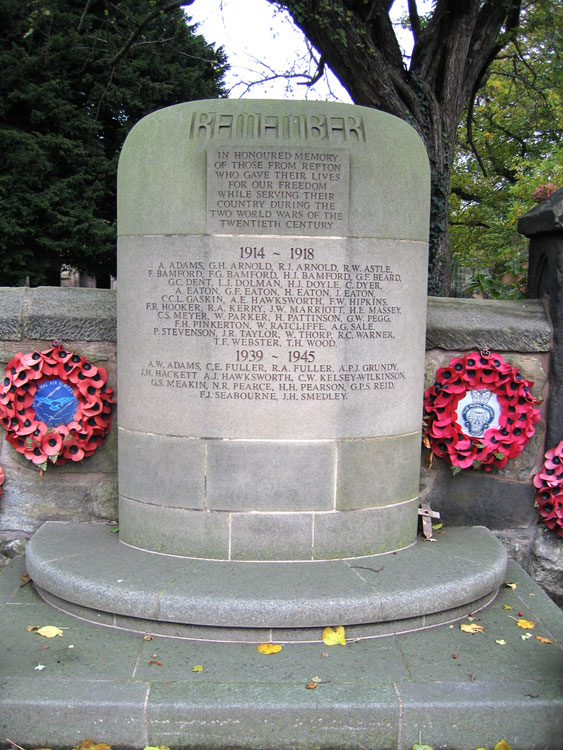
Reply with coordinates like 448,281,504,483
26,522,506,642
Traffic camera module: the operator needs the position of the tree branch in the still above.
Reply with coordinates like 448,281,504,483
109,0,194,67
407,0,421,41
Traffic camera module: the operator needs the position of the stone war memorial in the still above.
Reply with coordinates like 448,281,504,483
26,100,508,640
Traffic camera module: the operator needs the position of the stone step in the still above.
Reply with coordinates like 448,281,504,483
26,522,507,642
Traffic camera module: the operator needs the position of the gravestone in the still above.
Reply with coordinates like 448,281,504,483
117,99,429,561
26,100,508,642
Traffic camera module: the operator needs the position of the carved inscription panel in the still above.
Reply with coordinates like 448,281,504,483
118,234,427,440
207,146,349,236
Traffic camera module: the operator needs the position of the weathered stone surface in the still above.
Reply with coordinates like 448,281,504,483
424,467,537,529
518,187,563,237
492,527,537,570
0,469,92,536
0,288,29,340
523,215,563,448
93,478,118,521
528,525,563,607
24,287,116,341
426,297,551,352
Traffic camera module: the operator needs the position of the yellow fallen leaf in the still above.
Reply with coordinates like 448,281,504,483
36,626,64,638
502,605,513,610
256,643,282,654
495,639,506,646
504,582,517,590
26,625,39,632
192,664,203,672
460,623,484,634
494,740,512,750
536,636,553,644
516,618,535,630
75,742,112,750
432,522,443,530
322,626,346,646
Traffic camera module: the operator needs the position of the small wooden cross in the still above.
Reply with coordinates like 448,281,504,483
418,503,441,540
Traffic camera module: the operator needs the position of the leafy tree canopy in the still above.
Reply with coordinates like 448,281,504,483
450,0,562,296
0,0,227,286
267,0,528,294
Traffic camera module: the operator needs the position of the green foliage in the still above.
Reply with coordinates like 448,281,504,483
0,0,227,286
450,0,562,296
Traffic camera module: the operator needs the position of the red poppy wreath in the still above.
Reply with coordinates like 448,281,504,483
533,441,563,537
423,351,540,472
0,344,114,470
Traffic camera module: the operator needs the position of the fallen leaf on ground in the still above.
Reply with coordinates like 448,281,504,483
504,582,517,590
192,664,203,672
495,639,506,645
26,625,39,632
143,746,171,750
148,660,162,666
412,744,434,750
536,635,553,644
20,574,31,587
75,741,112,750
34,664,46,671
36,626,64,638
322,626,346,646
305,682,317,689
143,635,153,641
521,633,533,640
516,618,535,630
494,740,512,750
502,605,513,610
256,643,282,654
432,522,443,530
460,623,484,634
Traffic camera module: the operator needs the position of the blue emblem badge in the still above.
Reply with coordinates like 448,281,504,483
32,379,78,427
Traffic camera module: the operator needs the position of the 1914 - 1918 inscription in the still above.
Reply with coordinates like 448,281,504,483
207,146,349,235
124,231,419,436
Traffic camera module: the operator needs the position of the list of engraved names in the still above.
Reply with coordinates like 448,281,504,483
138,238,409,404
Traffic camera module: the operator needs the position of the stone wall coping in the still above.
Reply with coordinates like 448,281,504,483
518,188,563,237
426,297,551,352
0,286,117,342
0,287,551,352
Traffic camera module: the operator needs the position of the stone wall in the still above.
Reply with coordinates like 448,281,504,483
0,288,117,556
0,287,560,604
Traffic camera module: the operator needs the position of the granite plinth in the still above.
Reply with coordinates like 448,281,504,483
26,522,507,641
2,556,562,749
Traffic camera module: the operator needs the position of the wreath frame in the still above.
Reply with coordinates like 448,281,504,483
0,344,114,471
423,351,540,472
533,441,563,537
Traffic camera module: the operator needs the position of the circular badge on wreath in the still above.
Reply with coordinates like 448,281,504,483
423,351,540,472
533,441,563,537
0,343,114,470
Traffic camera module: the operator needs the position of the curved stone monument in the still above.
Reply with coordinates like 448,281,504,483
26,100,507,642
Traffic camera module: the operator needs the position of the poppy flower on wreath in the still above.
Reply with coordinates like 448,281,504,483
0,344,114,471
533,441,563,537
423,351,540,472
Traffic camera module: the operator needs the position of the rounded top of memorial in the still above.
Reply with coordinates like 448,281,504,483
118,98,430,242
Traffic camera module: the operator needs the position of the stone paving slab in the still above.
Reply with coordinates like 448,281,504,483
1,556,562,749
25,523,507,635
